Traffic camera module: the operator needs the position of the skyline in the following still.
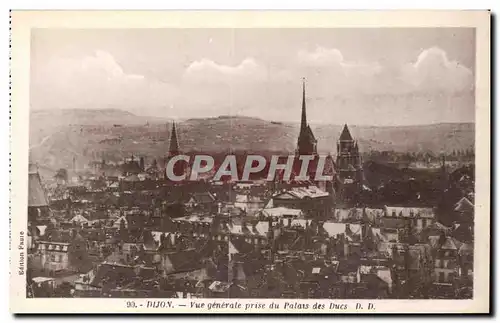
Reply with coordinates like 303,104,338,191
30,28,476,126
30,107,475,128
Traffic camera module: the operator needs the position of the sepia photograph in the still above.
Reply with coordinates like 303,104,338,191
9,10,490,313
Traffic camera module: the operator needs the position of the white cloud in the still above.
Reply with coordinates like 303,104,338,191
295,47,383,96
31,47,474,124
184,58,265,83
296,46,473,96
402,47,474,93
31,50,179,115
297,47,344,66
80,50,145,81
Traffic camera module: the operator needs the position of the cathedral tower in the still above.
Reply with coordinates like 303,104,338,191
296,78,318,156
165,121,187,179
168,121,180,157
336,124,363,184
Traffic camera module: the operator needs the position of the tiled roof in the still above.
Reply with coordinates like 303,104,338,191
28,172,48,207
322,222,362,239
384,206,435,218
454,197,474,213
260,207,303,218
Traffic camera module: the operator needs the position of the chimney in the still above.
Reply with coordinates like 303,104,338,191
361,222,368,240
267,217,274,240
139,157,145,171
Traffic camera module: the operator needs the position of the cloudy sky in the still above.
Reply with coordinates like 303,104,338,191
30,28,475,126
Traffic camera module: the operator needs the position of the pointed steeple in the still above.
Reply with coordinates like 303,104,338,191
168,121,180,156
339,124,354,142
296,78,317,156
300,77,307,133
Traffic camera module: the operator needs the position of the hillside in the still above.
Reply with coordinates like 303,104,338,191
28,109,475,178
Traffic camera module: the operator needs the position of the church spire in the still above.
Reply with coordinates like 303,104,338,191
300,77,307,133
168,121,180,156
339,124,354,142
296,78,317,156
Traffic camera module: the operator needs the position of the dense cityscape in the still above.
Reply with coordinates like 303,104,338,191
27,81,474,299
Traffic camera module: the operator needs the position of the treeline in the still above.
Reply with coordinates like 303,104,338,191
363,147,475,164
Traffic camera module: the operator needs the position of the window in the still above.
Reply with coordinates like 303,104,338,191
435,259,441,268
438,272,445,283
50,254,56,262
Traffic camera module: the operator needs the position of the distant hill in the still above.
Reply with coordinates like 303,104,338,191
30,108,168,127
28,109,474,178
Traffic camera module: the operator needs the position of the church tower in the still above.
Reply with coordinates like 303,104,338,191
336,124,363,185
168,121,180,157
165,121,187,180
296,78,318,156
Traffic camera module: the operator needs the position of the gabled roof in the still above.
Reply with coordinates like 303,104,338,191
364,208,385,222
423,222,451,236
121,161,142,175
454,197,474,213
441,236,463,250
322,222,362,240
260,207,303,218
274,186,329,200
190,192,216,204
235,194,263,203
290,219,312,229
428,235,463,250
229,221,269,237
151,231,176,246
87,262,136,288
229,239,254,255
209,281,231,293
36,225,47,236
458,242,473,256
70,214,89,223
28,171,48,207
339,124,354,141
384,206,435,218
123,174,140,182
164,249,204,274
358,265,392,289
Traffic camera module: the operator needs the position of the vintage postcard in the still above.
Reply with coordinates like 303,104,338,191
9,10,490,314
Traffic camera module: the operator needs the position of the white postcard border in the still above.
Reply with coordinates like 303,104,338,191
9,10,491,314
